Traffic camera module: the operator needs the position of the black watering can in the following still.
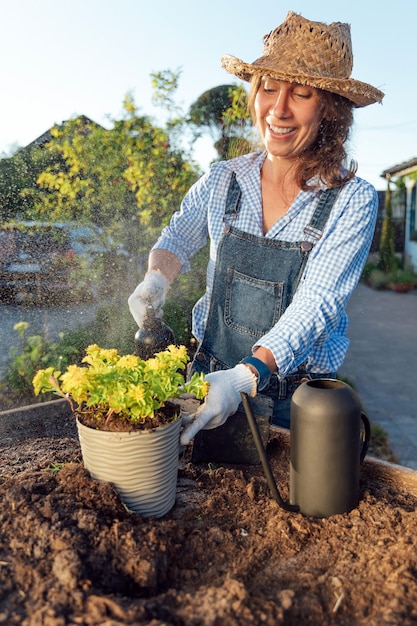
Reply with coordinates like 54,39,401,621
242,378,370,518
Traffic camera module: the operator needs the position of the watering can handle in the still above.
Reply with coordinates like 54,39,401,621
240,392,299,513
360,411,371,464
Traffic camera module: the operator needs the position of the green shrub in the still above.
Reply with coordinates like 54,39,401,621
3,244,208,400
387,267,417,286
361,261,378,283
5,322,78,399
367,269,390,290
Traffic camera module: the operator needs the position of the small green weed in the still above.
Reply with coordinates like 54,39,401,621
45,462,65,476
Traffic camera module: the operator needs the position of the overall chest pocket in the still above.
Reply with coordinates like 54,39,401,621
224,268,284,338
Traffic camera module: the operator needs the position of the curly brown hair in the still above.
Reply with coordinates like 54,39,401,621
248,75,357,190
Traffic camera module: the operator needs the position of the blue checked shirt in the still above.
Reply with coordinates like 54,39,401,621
153,151,378,377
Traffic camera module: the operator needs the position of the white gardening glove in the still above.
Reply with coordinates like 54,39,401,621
128,271,169,327
180,364,257,446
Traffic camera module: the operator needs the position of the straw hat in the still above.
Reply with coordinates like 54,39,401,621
221,11,384,107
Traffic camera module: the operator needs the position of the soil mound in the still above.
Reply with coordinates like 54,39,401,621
1,425,417,625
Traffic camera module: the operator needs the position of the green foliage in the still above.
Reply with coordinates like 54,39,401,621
378,179,397,273
189,84,238,135
121,94,199,237
83,302,138,355
0,144,60,221
164,244,209,346
189,84,253,160
33,344,208,422
3,285,202,403
3,231,208,400
363,260,416,290
4,72,201,259
370,423,397,462
3,302,137,396
5,321,78,398
33,114,136,226
163,299,191,348
361,261,378,284
45,462,66,476
367,269,390,290
0,72,255,261
150,69,185,141
221,84,254,159
387,267,417,285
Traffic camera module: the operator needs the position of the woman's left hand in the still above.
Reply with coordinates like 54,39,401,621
180,364,257,446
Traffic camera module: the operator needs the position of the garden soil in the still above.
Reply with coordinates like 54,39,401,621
1,415,417,625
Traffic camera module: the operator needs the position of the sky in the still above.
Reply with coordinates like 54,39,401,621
1,0,416,191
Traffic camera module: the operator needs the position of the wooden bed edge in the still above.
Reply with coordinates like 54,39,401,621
270,425,417,498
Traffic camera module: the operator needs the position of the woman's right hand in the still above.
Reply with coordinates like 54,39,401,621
128,271,169,327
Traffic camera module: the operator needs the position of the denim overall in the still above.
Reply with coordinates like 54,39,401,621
191,173,339,429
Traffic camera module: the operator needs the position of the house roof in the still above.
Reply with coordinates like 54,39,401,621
381,157,417,179
23,116,103,151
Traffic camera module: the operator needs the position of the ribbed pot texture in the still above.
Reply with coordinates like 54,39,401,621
76,416,182,518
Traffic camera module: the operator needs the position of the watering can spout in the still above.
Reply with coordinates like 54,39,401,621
240,392,299,513
242,378,370,518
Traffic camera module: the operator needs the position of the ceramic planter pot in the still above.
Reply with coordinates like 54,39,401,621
76,416,182,518
389,282,413,293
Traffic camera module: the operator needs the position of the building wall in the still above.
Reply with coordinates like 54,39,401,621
404,180,417,271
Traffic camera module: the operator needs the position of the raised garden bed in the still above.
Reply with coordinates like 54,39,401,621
1,400,417,624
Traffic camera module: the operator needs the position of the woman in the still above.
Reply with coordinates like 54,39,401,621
128,11,384,446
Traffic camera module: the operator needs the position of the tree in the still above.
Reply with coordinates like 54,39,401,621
188,84,253,160
0,144,60,221
30,76,201,254
379,177,397,273
34,113,137,226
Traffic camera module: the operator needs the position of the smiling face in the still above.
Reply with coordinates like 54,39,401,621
254,77,325,161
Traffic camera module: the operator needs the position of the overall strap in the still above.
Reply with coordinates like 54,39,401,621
224,171,341,239
303,187,341,241
224,172,241,219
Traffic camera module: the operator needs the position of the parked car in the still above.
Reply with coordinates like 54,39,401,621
0,221,131,304
53,222,129,267
0,223,79,304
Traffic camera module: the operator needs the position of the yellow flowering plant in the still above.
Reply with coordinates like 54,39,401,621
33,343,209,426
